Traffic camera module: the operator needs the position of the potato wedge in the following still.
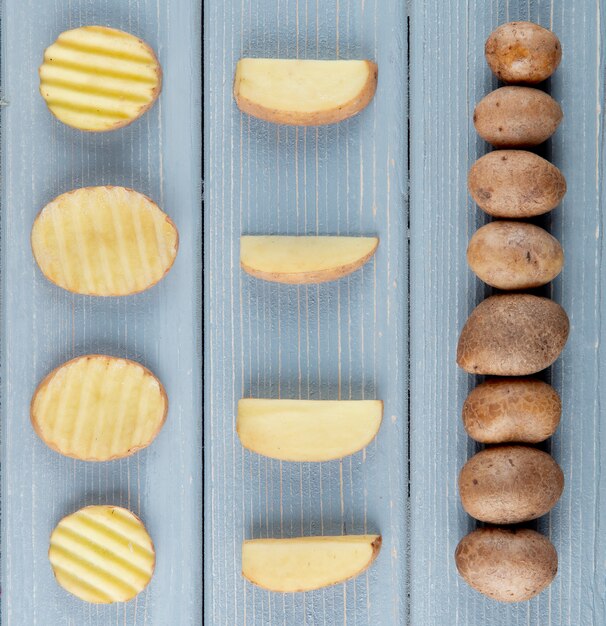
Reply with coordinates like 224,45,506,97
31,355,167,461
32,186,178,296
234,58,377,125
237,399,383,461
49,505,155,603
240,236,378,284
242,535,381,592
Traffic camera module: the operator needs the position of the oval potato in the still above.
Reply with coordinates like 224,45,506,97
459,445,564,524
456,294,569,376
32,186,178,296
467,221,564,289
485,21,562,84
463,378,561,443
31,354,168,461
456,527,557,602
468,150,566,218
473,87,562,147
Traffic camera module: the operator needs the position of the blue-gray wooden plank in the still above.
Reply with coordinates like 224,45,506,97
0,1,202,624
203,1,407,624
410,1,606,624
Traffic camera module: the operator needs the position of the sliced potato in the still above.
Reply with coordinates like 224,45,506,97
49,505,155,603
234,58,377,125
32,186,178,296
40,26,162,131
240,236,378,284
31,355,167,461
242,535,381,592
237,399,383,461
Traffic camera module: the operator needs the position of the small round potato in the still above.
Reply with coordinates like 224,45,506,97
485,21,562,84
459,445,564,524
455,527,558,602
468,150,566,218
473,87,562,147
456,294,569,376
467,221,564,289
463,378,561,443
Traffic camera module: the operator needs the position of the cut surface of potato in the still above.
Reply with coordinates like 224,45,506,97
49,505,155,603
242,535,381,592
40,26,162,131
234,58,377,125
240,236,378,284
237,399,383,461
31,355,167,461
32,186,178,296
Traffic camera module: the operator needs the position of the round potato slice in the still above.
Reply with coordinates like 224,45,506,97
40,26,162,131
49,505,155,603
31,355,168,461
32,186,178,296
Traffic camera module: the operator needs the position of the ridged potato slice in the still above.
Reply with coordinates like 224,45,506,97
237,399,383,461
49,505,155,603
31,355,167,461
242,535,382,592
240,236,378,284
234,58,378,125
40,26,162,131
31,186,178,296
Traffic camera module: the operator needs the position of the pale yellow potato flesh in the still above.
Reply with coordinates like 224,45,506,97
40,26,162,131
237,399,383,461
31,355,168,461
49,505,155,603
31,186,178,296
242,535,381,592
234,58,378,125
240,236,378,284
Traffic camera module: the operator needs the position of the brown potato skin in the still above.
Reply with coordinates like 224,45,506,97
468,150,566,218
485,21,562,84
463,378,561,443
473,87,562,147
459,445,564,524
456,294,569,376
467,221,564,289
455,527,557,602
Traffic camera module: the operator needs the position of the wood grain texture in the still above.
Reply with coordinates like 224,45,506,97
1,1,202,624
203,1,407,624
410,1,606,624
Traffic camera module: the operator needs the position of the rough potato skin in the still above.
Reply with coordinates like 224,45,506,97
463,378,561,443
467,221,564,289
485,21,562,84
459,445,564,523
456,294,569,376
455,527,558,602
473,87,562,147
468,150,566,217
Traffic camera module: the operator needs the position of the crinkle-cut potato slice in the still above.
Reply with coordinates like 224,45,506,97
237,399,383,461
40,26,162,131
242,535,382,592
49,505,155,603
240,236,378,284
31,355,167,461
234,58,378,125
31,186,178,296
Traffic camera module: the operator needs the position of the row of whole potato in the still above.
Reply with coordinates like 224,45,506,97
455,22,569,603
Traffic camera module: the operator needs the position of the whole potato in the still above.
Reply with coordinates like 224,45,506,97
485,21,562,84
468,150,566,218
459,445,564,523
463,378,561,443
467,221,564,289
473,87,562,147
457,294,569,376
455,527,558,602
